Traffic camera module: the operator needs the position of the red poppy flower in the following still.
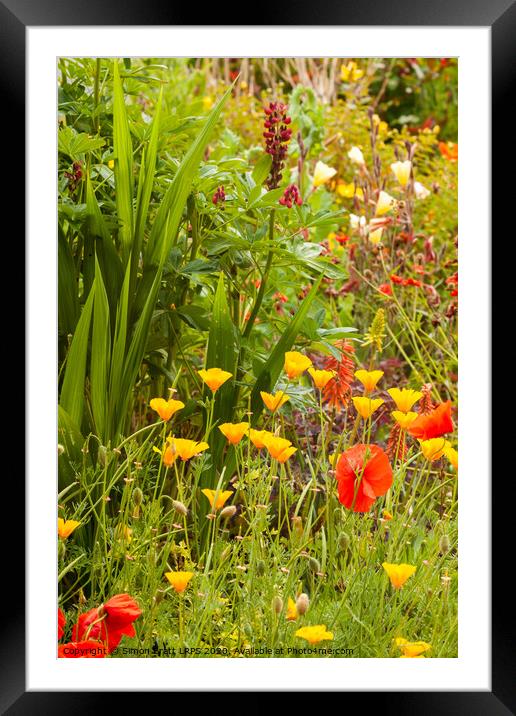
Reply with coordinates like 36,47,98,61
58,640,107,658
407,401,454,440
379,283,393,296
58,608,65,640
335,444,393,512
390,274,405,285
73,593,141,653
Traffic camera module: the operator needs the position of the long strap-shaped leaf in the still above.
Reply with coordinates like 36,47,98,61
249,272,324,421
90,255,111,441
113,61,134,266
59,283,95,430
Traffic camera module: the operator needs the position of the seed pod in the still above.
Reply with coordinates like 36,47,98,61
172,500,188,516
244,623,253,638
98,445,108,467
132,487,143,506
272,596,283,615
439,534,451,554
338,531,351,553
309,557,321,574
256,559,266,577
220,505,237,521
295,593,310,616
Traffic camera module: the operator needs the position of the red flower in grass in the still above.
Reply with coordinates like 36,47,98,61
58,640,107,658
379,283,393,296
73,593,142,654
407,401,454,441
58,608,65,640
335,444,393,513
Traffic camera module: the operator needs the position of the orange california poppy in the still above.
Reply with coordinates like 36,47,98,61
335,444,393,513
407,401,454,441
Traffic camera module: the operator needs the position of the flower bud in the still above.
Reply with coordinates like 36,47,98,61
244,623,253,638
256,559,266,577
309,557,321,573
57,444,65,456
295,593,310,616
132,487,143,506
338,531,351,553
98,445,108,467
439,534,451,554
220,505,237,521
272,596,283,615
172,500,188,516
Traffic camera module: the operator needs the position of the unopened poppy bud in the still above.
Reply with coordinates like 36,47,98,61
309,557,321,573
98,445,108,467
439,534,450,553
272,596,283,615
244,623,253,638
220,505,237,520
58,539,66,560
295,593,310,615
172,500,188,516
338,531,351,553
132,487,143,506
256,559,266,576
333,508,343,523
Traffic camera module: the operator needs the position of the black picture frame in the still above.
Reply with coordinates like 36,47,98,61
4,1,507,711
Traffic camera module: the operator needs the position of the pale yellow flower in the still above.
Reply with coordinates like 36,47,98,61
419,437,450,461
354,369,383,393
390,160,412,187
348,146,365,165
391,411,419,430
375,190,396,216
308,368,335,390
260,391,290,412
295,625,334,644
198,367,232,393
313,160,337,187
387,388,423,413
341,61,364,82
284,351,312,379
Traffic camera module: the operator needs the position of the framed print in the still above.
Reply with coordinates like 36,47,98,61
2,0,510,710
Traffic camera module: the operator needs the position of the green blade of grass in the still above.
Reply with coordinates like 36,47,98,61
90,254,111,441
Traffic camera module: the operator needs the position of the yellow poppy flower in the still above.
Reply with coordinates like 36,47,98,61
313,160,337,187
383,510,393,521
348,146,365,165
391,411,419,430
165,571,194,594
107,159,115,169
308,368,335,389
155,437,210,466
341,61,364,82
387,388,423,413
149,397,185,422
352,396,384,419
419,437,450,461
354,369,383,393
395,637,431,658
295,625,334,644
58,518,81,539
260,391,290,412
286,597,298,621
382,562,417,589
391,160,412,187
375,190,396,216
198,367,232,393
201,488,234,511
336,182,364,200
248,429,272,450
443,444,458,469
263,434,297,463
284,351,312,379
218,422,249,445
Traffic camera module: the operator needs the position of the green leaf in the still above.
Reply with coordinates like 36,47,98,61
60,283,95,430
90,255,111,441
58,228,79,335
249,273,324,420
113,60,134,265
251,154,272,186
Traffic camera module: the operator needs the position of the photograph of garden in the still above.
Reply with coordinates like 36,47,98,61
57,57,458,659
